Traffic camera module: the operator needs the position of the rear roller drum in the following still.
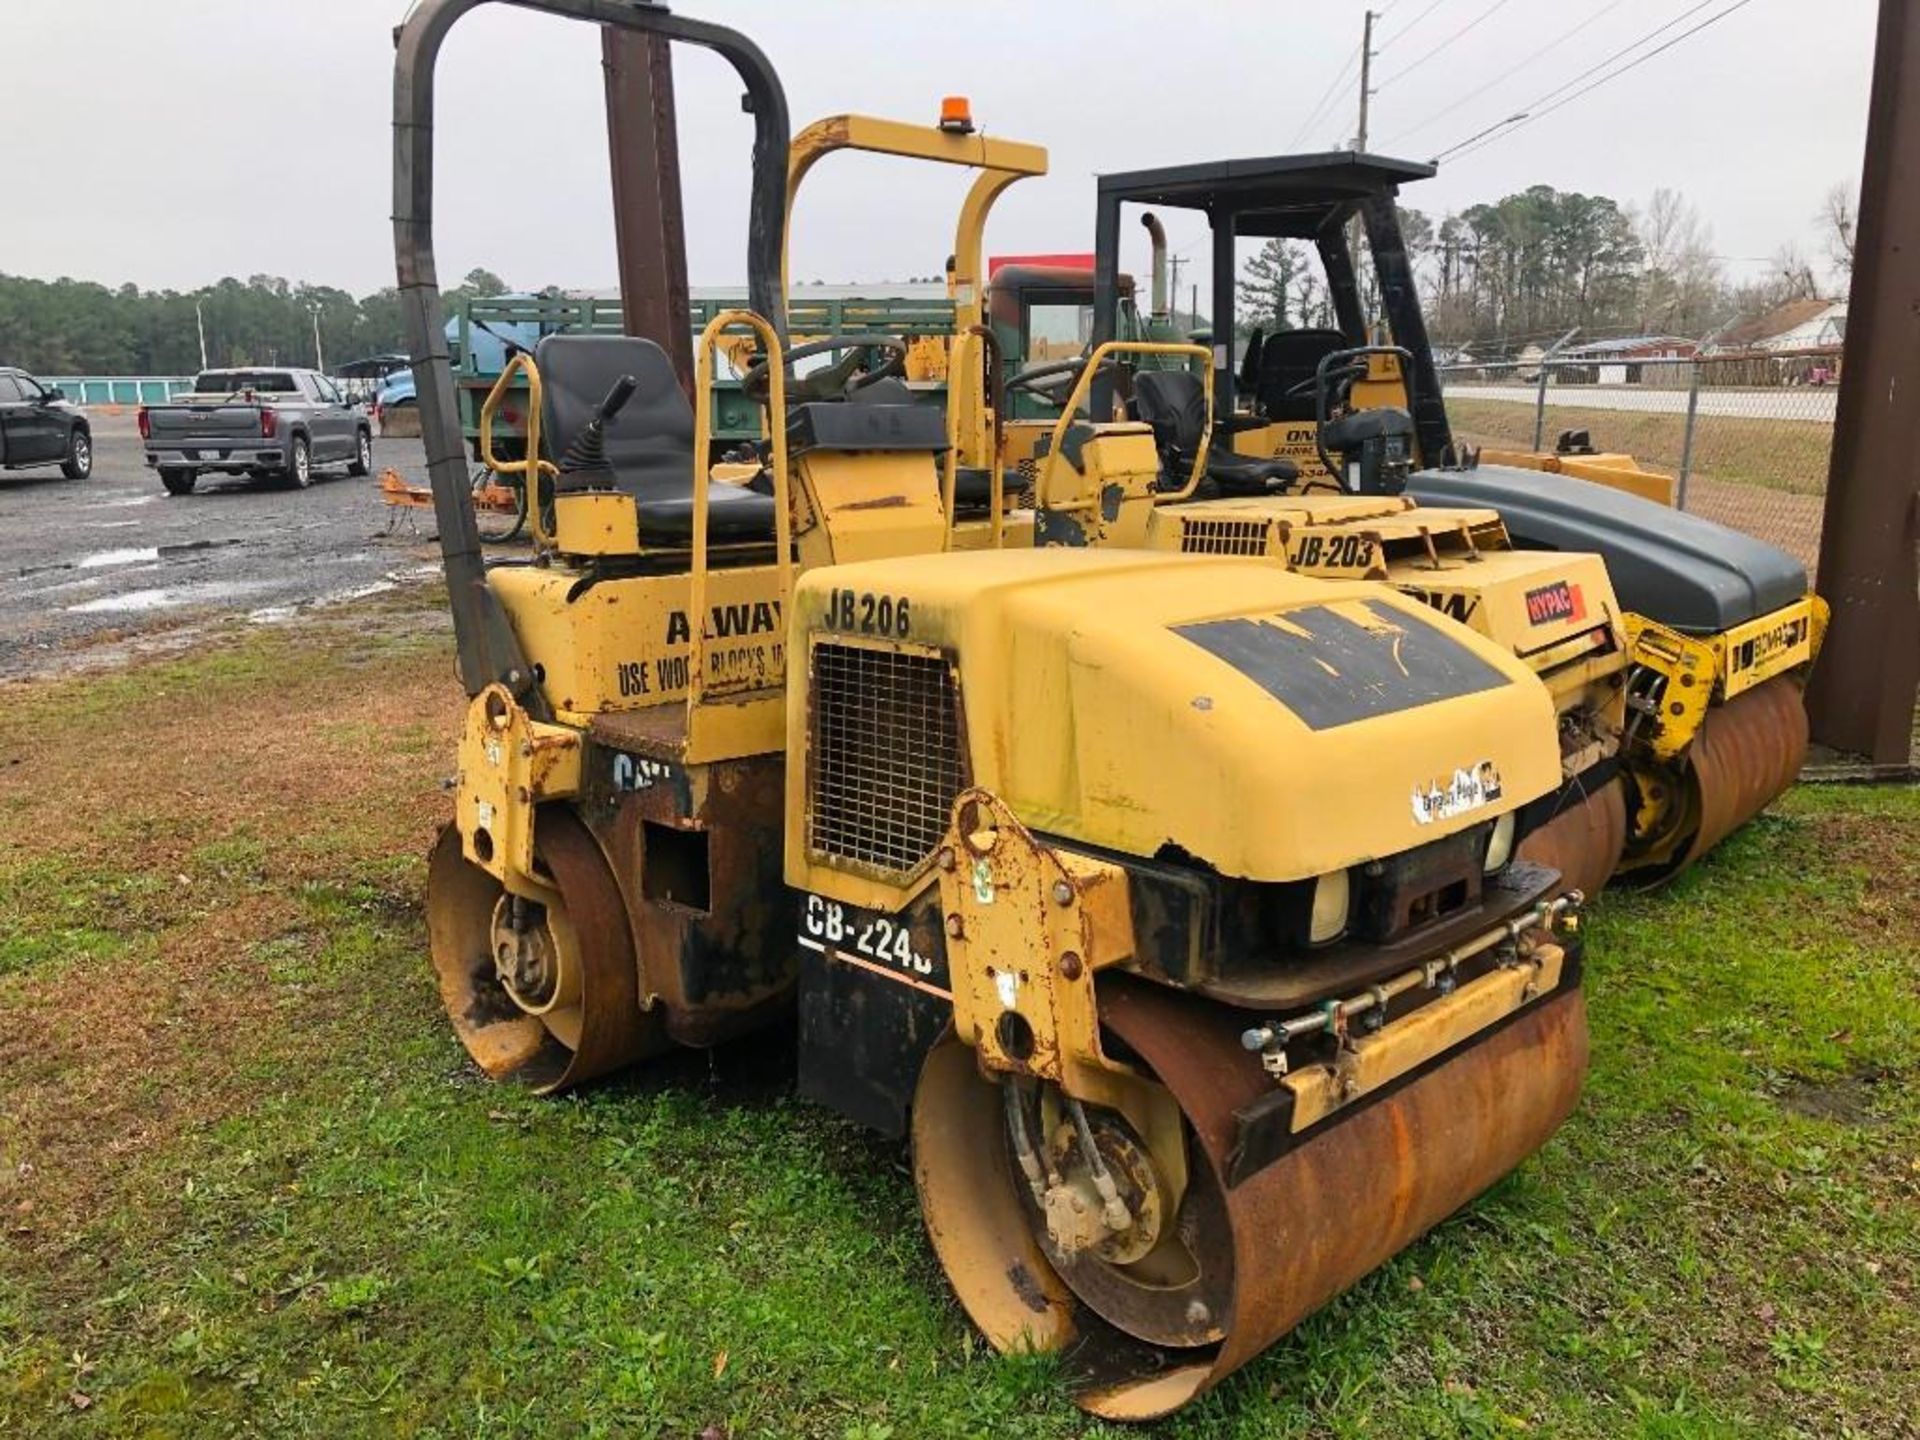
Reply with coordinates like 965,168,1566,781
426,809,664,1092
1517,775,1627,900
1628,675,1810,884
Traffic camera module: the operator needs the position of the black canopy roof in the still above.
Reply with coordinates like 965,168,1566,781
1095,151,1435,238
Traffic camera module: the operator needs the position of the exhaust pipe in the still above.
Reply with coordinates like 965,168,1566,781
1140,211,1169,319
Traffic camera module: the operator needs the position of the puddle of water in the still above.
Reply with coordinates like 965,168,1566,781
69,588,175,614
86,519,143,530
157,538,246,561
84,495,160,509
67,579,279,615
247,568,438,625
323,580,398,605
78,547,162,569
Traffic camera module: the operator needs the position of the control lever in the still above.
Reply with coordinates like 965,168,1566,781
559,374,637,474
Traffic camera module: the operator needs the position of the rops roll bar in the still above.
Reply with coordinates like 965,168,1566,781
393,0,791,702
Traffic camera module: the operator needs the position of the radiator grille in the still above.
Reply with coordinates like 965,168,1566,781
808,642,965,874
1179,517,1272,556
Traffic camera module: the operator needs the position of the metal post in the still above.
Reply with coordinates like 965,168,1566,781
1531,362,1549,452
1806,0,1920,767
1676,360,1702,511
603,26,694,398
1212,211,1238,415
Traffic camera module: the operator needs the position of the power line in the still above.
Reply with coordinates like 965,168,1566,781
1436,0,1757,163
1379,0,1453,49
1289,39,1364,147
1377,0,1514,89
1384,0,1632,146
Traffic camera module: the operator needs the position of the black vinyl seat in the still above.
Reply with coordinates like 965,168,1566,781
848,379,997,509
793,375,1008,508
535,333,775,545
1254,328,1348,421
1131,370,1297,498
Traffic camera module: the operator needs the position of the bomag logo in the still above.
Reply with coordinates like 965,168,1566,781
1734,616,1809,673
1524,580,1585,626
665,601,781,645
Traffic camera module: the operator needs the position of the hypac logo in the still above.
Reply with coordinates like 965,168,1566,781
1524,580,1585,626
1411,760,1504,825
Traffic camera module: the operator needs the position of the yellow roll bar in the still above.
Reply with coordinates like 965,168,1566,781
688,310,790,715
1037,342,1214,507
784,113,1047,471
942,326,1007,549
477,351,560,547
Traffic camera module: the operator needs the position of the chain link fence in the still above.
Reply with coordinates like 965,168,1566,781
1439,352,1837,581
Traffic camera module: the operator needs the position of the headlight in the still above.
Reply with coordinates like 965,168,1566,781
1309,868,1351,944
1485,812,1516,874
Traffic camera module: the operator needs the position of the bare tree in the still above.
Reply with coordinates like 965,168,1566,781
1633,188,1722,336
1772,243,1822,302
1820,183,1857,278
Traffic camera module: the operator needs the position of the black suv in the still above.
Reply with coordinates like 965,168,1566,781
0,367,92,479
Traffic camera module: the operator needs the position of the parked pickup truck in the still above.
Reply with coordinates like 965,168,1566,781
139,368,372,496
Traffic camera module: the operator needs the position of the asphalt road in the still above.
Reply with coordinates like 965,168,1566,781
0,414,445,679
1446,383,1839,422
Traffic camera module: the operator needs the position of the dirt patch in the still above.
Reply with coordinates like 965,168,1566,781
1800,809,1920,944
1778,1067,1902,1126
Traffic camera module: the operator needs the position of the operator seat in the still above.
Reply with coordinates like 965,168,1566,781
846,374,1006,512
1131,370,1297,498
535,334,775,545
1254,328,1348,421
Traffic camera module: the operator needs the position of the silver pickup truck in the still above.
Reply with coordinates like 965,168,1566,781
140,367,373,495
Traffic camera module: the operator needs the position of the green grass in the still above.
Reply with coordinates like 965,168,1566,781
1,614,1915,1438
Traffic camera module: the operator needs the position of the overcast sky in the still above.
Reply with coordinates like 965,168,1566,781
1,0,1878,303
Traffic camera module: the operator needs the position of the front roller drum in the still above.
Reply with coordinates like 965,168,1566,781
426,809,666,1093
914,979,1588,1420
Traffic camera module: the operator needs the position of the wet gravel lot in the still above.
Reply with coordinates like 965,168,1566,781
0,414,446,678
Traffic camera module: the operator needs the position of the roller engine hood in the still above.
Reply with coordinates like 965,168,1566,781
793,550,1561,883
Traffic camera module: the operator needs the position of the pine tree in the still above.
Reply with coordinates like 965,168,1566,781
1238,239,1299,333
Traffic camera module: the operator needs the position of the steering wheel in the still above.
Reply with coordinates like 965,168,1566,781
1293,345,1416,482
1004,353,1121,404
741,335,909,406
1284,359,1367,407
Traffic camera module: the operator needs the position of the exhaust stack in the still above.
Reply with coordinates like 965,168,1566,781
1140,211,1169,319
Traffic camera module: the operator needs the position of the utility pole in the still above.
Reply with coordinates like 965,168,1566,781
603,27,694,399
1350,11,1379,329
1355,10,1377,154
1806,0,1920,770
309,301,325,373
1167,254,1184,324
194,300,209,371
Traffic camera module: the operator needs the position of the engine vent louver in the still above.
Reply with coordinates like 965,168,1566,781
808,642,966,874
1179,517,1273,556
